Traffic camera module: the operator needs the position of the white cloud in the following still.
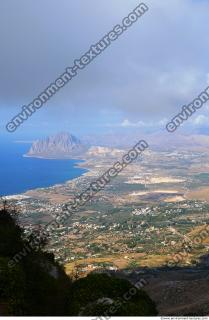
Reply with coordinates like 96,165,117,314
192,115,209,126
121,119,146,127
119,118,168,128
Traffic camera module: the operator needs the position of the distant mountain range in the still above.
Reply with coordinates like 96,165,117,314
26,131,209,159
82,132,209,152
26,132,86,158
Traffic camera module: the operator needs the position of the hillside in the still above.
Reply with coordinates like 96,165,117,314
0,206,157,316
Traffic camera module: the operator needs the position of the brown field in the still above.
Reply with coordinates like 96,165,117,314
187,225,209,245
64,253,173,276
186,187,209,203
25,190,71,204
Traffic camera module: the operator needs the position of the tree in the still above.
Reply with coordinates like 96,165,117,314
0,207,72,315
68,273,158,316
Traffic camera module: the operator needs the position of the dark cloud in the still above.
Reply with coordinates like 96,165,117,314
1,0,209,132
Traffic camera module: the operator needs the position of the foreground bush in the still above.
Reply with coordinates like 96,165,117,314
69,273,157,316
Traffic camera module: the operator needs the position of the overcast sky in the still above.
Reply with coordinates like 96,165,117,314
1,0,209,139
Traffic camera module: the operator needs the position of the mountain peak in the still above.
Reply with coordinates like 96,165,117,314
27,132,85,158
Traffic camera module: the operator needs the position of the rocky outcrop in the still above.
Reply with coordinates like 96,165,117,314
27,132,85,158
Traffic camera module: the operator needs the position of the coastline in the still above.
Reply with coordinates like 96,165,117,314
1,151,89,197
22,152,92,188
23,153,90,183
23,153,84,160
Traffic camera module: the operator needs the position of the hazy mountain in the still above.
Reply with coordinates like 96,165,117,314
26,132,86,158
81,131,209,152
26,131,209,160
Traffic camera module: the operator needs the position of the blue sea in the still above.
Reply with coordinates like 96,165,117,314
0,141,87,196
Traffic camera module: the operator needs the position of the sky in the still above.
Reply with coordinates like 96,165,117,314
1,0,209,140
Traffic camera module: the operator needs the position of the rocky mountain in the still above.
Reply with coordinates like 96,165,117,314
26,132,86,158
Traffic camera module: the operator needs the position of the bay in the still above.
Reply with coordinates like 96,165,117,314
0,141,86,196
